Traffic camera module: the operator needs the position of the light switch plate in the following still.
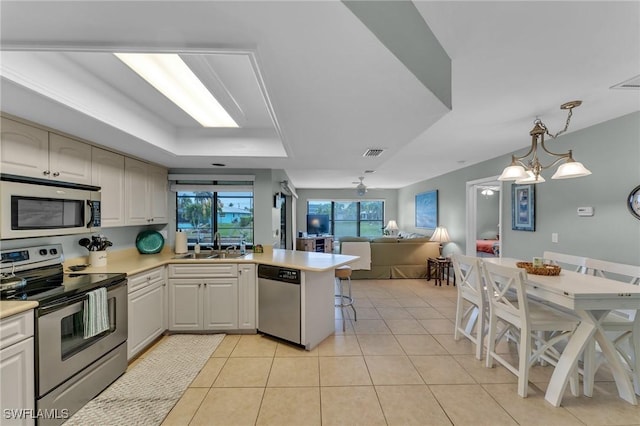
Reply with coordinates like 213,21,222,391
552,233,558,243
577,206,594,216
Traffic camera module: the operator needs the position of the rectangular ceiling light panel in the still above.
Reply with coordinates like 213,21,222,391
114,53,238,128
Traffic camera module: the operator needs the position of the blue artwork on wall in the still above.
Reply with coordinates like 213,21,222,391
415,190,438,229
512,184,535,231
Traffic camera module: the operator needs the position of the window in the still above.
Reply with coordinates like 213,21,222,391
359,200,384,238
176,189,253,248
307,200,385,240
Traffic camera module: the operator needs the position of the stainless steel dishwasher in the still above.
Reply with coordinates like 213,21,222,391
257,264,301,345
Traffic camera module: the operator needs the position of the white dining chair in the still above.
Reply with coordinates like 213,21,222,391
452,255,486,360
483,261,580,397
582,258,640,396
543,251,589,274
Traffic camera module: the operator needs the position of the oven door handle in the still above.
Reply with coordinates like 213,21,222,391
38,279,126,316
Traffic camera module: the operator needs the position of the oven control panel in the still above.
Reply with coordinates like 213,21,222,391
1,249,29,263
0,244,64,274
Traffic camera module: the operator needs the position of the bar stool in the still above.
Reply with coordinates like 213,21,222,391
335,265,357,331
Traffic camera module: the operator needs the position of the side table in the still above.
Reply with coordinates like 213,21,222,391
427,257,456,286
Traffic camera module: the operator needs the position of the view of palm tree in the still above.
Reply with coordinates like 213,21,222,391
177,191,254,246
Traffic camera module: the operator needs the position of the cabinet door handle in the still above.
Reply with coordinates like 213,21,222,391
52,171,60,177
43,170,51,176
198,283,202,287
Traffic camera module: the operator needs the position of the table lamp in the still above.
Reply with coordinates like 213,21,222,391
429,226,450,258
385,220,399,237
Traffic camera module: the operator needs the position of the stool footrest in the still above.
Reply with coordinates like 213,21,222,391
335,294,354,308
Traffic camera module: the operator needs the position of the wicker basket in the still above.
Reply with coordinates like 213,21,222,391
516,261,562,276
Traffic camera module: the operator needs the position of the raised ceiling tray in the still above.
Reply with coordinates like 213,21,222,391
136,230,165,254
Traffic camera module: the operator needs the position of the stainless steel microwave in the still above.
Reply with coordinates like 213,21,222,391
0,175,101,239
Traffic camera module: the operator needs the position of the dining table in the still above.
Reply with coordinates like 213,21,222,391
484,257,640,407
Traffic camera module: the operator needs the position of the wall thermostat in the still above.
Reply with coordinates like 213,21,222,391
577,206,594,217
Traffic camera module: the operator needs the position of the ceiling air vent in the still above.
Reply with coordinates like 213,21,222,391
611,74,640,90
362,148,385,157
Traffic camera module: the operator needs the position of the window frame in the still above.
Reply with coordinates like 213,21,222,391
307,199,385,239
175,183,254,249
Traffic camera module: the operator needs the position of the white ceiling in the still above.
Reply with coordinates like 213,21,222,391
1,1,638,191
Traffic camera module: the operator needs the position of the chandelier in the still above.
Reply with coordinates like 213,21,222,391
498,101,591,183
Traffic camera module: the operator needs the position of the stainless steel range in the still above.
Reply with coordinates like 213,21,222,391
0,244,127,426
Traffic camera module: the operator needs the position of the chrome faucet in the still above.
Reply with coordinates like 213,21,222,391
226,245,237,254
214,232,222,251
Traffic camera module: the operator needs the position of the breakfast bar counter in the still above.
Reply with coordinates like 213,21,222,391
66,248,357,276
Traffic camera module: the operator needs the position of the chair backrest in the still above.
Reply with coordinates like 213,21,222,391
452,254,484,305
584,257,640,320
584,258,640,285
543,251,589,274
481,261,528,329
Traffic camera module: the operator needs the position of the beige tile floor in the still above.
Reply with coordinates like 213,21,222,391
157,278,640,426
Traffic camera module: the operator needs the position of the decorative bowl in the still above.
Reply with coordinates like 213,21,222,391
516,261,561,276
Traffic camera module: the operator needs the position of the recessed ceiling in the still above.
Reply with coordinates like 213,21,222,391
0,1,638,190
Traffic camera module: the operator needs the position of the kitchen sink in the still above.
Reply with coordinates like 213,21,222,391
171,252,246,260
217,252,247,259
171,253,216,259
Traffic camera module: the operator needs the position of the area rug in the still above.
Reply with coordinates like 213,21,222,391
65,334,225,426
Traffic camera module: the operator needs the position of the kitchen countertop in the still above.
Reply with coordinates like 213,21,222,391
64,248,359,276
1,248,358,317
0,300,38,319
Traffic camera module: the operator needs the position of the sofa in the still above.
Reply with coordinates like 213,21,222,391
340,237,440,279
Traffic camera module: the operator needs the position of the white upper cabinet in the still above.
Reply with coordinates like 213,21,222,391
0,117,49,178
92,147,125,227
48,133,92,185
124,158,168,225
124,157,149,225
0,118,92,185
148,163,168,224
1,116,168,227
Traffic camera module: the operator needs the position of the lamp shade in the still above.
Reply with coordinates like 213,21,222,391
429,226,451,243
551,161,592,179
498,165,528,181
385,220,399,231
515,170,546,184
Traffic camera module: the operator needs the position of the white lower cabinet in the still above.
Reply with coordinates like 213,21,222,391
168,279,203,331
168,264,256,331
238,264,257,329
168,277,238,331
0,310,35,426
127,267,166,360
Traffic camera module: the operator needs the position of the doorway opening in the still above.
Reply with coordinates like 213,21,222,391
465,176,503,257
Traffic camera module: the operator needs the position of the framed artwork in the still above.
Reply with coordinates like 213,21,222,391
415,190,438,229
512,184,535,231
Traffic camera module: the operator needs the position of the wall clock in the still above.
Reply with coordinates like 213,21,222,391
628,185,640,220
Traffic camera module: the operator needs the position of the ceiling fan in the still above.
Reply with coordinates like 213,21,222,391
353,176,368,196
